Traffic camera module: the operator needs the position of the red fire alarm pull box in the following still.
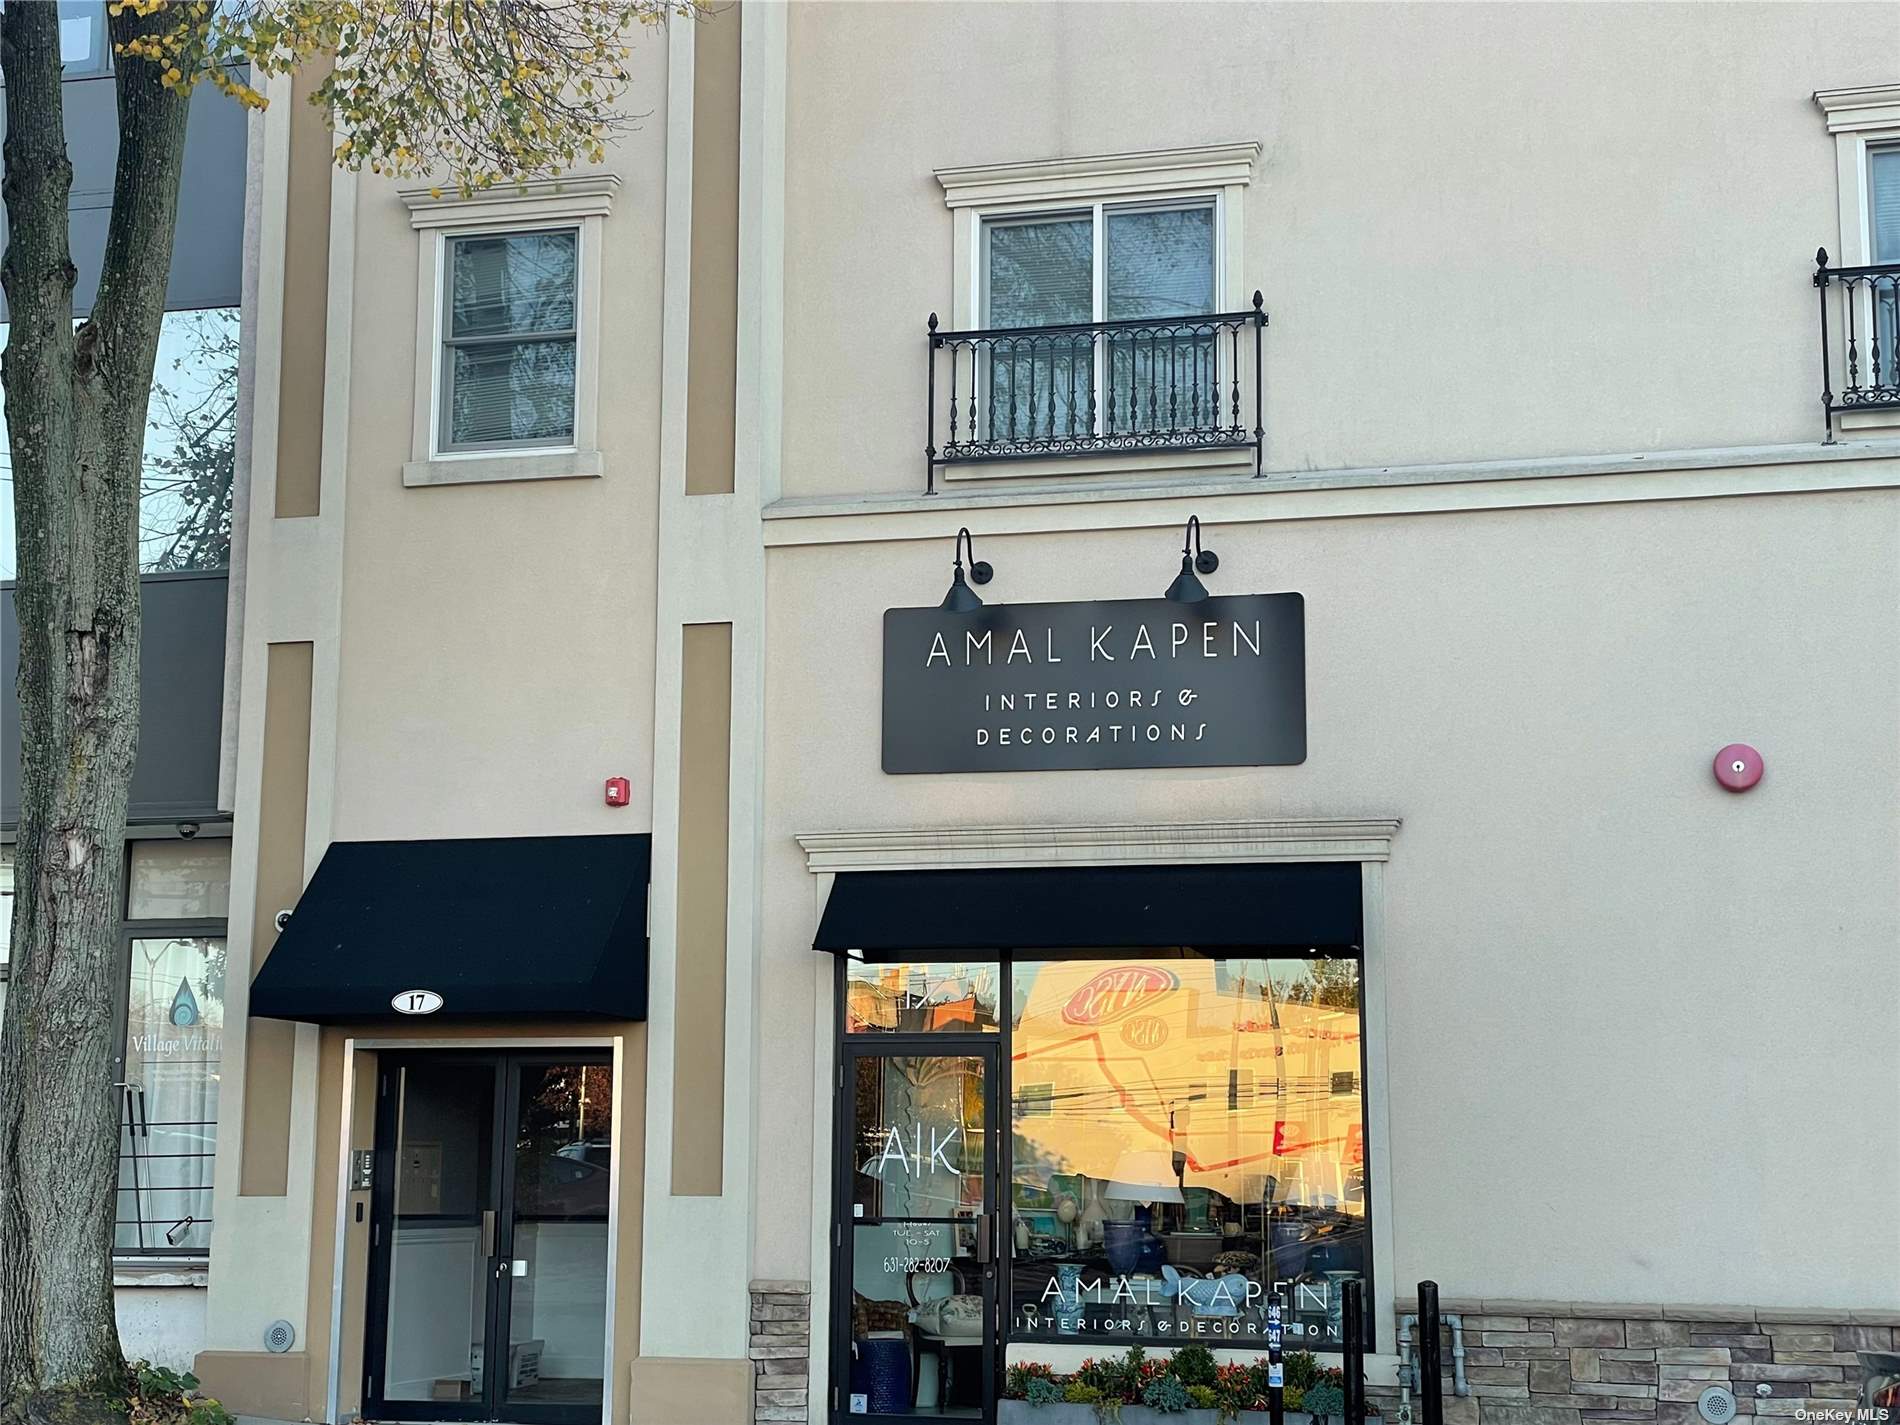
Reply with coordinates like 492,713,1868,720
604,776,632,807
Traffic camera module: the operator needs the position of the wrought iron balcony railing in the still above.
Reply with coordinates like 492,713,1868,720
1815,248,1900,439
925,294,1266,493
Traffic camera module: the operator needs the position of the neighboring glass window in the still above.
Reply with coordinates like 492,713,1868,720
127,840,233,920
439,228,579,452
57,1,110,78
0,846,12,1028
115,839,229,1258
116,935,224,1255
0,306,238,581
1008,955,1369,1350
142,307,240,572
845,960,1002,1034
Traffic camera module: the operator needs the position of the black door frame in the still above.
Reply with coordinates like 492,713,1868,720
831,1032,1004,1425
362,1049,614,1425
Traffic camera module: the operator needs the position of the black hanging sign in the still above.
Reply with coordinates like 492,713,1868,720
881,593,1305,774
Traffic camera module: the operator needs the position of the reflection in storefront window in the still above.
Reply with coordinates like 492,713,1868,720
846,961,1001,1034
1008,956,1368,1350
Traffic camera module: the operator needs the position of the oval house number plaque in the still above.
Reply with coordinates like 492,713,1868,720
391,989,444,1015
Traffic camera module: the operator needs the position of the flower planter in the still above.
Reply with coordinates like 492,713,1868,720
999,1403,1319,1425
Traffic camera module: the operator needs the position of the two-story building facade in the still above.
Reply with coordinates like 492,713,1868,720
191,6,1899,1425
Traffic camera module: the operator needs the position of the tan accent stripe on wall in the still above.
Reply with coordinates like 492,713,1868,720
273,58,332,519
241,640,313,1197
671,623,732,1195
684,3,740,497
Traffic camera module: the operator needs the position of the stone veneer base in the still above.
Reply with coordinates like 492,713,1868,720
1378,1301,1896,1425
751,1278,813,1424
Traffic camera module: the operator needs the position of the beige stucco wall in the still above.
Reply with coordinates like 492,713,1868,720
754,482,1900,1312
205,18,678,1395
781,1,1896,499
327,39,670,843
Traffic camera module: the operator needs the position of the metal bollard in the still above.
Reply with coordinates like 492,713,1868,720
1343,1277,1366,1425
1420,1280,1445,1425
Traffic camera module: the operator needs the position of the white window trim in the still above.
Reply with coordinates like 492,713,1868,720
397,176,616,486
934,144,1258,483
1814,85,1900,434
937,143,1257,330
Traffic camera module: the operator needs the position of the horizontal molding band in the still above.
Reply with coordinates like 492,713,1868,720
762,439,1900,548
796,818,1402,874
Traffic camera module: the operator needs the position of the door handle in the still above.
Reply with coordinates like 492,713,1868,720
480,1209,496,1257
975,1212,992,1264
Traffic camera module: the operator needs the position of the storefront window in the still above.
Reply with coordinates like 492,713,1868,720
115,839,230,1257
846,960,1001,1034
1008,955,1368,1349
116,935,224,1254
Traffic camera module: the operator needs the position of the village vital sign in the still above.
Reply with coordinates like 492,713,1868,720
881,593,1305,774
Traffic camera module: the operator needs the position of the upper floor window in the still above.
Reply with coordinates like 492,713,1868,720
438,228,580,454
930,145,1261,488
1813,87,1900,434
1873,146,1900,262
984,202,1216,331
400,177,616,486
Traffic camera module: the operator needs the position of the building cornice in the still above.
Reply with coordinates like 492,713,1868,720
1812,83,1900,133
796,818,1401,874
760,439,1900,548
398,173,621,229
935,142,1259,210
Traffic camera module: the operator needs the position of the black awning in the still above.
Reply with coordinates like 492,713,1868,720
813,861,1361,953
250,834,650,1022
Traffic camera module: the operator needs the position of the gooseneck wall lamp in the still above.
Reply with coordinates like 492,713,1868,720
941,527,993,612
1164,515,1220,603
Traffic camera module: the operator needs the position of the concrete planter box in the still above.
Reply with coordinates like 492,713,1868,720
999,1403,1320,1425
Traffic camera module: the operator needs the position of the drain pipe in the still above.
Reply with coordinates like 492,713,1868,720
1398,1314,1470,1400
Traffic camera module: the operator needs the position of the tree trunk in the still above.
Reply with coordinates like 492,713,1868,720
0,2,201,1411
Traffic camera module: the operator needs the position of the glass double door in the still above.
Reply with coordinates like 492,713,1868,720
365,1053,614,1424
836,1042,1000,1422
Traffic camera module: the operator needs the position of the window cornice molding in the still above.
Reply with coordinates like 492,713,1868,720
934,142,1259,210
796,818,1400,874
398,173,621,229
1812,84,1900,134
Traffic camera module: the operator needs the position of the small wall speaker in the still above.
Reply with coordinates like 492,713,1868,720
263,1319,296,1354
1698,1386,1738,1424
